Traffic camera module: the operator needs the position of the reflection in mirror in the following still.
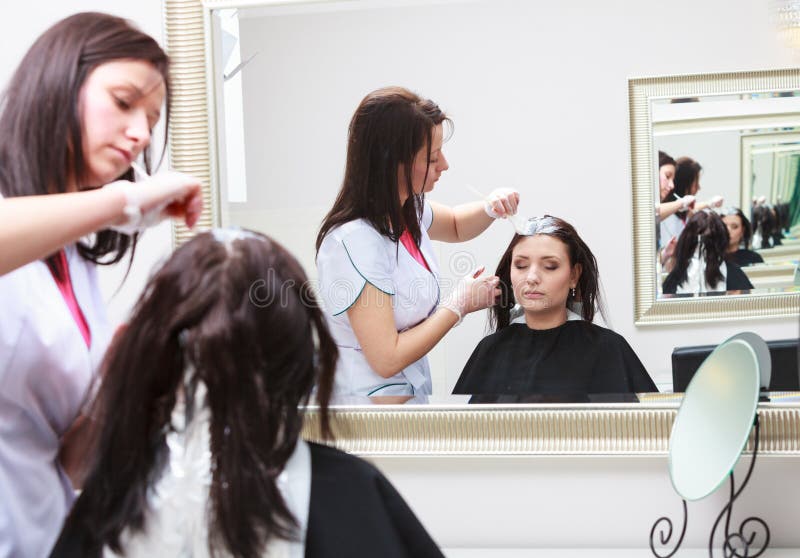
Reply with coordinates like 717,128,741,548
629,70,800,323
207,3,665,400
652,92,800,299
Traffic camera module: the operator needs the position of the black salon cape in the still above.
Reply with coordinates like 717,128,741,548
452,321,657,395
728,249,764,268
662,260,753,294
50,443,443,558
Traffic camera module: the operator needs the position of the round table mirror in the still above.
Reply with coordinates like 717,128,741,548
668,336,761,501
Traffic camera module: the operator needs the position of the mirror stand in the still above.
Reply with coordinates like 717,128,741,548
649,415,770,557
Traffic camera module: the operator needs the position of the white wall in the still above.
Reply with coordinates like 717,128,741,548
0,0,174,325
224,0,799,391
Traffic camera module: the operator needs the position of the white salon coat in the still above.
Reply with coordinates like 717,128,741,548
316,202,440,396
0,245,111,558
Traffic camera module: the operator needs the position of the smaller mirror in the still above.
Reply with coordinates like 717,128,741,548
668,335,762,501
628,69,800,323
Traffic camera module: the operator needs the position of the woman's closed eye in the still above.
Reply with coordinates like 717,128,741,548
113,96,131,110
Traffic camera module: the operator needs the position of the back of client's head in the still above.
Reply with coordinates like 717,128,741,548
671,210,729,289
64,229,337,558
491,216,602,330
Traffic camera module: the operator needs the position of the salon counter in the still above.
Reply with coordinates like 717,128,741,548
303,399,800,553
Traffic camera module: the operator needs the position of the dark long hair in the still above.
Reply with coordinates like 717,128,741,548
60,230,338,558
659,150,676,169
658,150,676,203
667,211,729,290
316,86,450,251
490,216,603,330
0,12,171,269
673,156,702,216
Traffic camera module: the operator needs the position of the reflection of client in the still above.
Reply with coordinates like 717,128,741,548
662,211,753,295
453,217,657,395
52,230,444,557
722,207,764,267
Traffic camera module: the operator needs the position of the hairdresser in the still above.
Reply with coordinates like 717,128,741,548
0,13,201,557
315,86,520,398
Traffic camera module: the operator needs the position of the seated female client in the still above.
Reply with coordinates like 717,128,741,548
662,210,753,295
51,229,443,558
453,216,657,395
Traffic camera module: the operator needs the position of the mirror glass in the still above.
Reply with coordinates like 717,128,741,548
203,2,798,396
668,336,760,500
652,92,800,299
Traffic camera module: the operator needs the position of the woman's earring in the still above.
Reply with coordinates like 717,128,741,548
570,287,576,298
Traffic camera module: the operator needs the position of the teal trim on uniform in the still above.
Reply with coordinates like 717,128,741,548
331,281,366,317
342,240,395,295
426,203,434,231
367,383,409,396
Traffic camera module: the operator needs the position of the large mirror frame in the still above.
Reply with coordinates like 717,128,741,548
162,0,800,456
629,68,800,325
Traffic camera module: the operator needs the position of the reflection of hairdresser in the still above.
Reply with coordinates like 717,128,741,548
0,14,202,558
655,151,687,226
453,216,657,395
662,211,753,295
721,207,764,267
659,157,723,250
316,87,519,398
52,230,445,557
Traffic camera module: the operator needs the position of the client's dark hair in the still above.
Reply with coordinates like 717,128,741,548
61,229,337,558
668,211,729,289
491,216,602,330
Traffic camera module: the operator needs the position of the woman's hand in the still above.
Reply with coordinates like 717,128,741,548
440,266,501,323
484,188,520,219
678,194,696,211
107,171,203,233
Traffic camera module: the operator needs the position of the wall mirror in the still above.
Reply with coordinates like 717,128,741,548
163,0,800,455
629,68,800,324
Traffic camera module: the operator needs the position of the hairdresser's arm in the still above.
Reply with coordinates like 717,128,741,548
348,275,498,378
657,195,696,222
427,200,492,242
348,284,457,377
428,188,519,242
0,189,127,275
657,199,683,221
0,172,202,276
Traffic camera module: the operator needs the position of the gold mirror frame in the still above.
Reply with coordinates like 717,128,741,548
162,0,800,456
629,68,800,325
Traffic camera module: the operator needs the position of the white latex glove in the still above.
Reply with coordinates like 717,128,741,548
106,171,203,234
484,188,520,219
439,266,500,326
679,194,696,210
708,195,724,208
